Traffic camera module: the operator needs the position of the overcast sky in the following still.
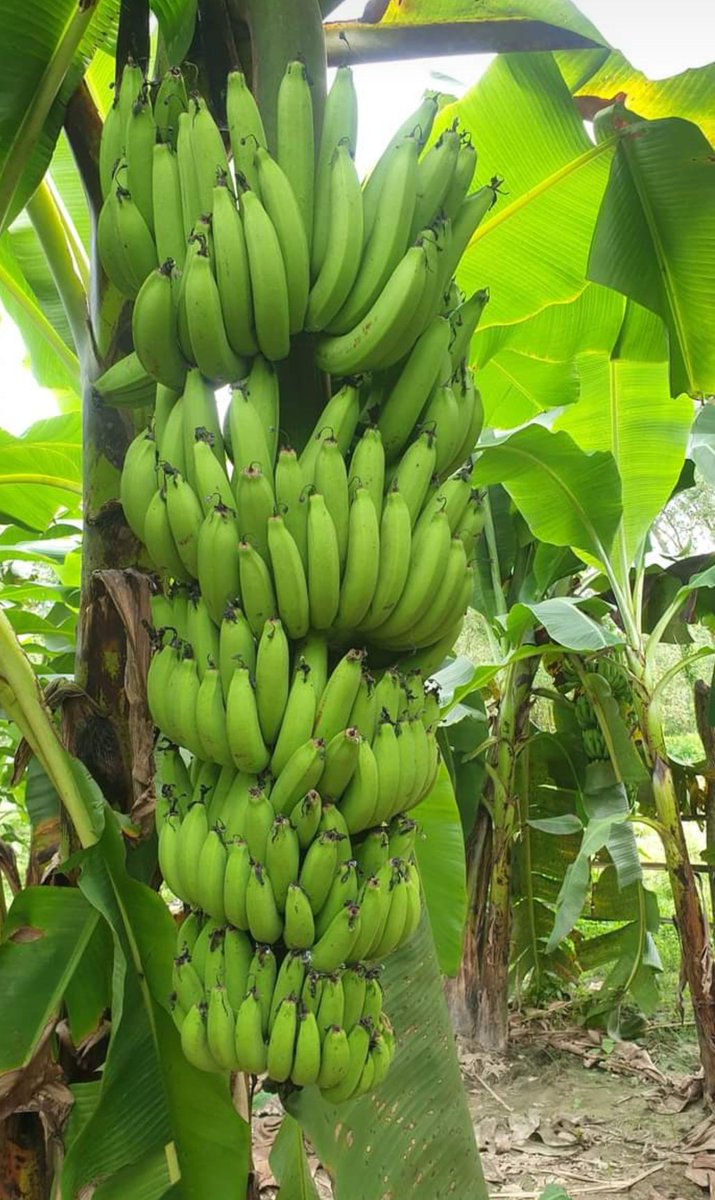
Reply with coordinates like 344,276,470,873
1,0,712,434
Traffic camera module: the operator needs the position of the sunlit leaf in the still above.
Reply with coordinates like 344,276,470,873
0,414,82,531
413,762,467,976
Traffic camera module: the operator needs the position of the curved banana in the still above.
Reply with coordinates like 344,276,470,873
255,618,290,745
305,142,363,332
312,66,358,276
377,316,451,460
120,426,157,542
93,350,156,409
154,67,188,150
132,261,187,390
240,188,290,361
333,486,380,632
306,493,341,631
267,514,310,639
212,180,257,357
255,146,310,334
189,95,229,216
126,90,157,234
226,665,270,773
358,484,411,633
226,70,266,195
409,125,461,241
270,659,317,776
361,92,438,240
238,539,278,637
219,603,256,699
184,242,245,384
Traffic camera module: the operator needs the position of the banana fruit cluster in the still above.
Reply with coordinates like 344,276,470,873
95,59,496,392
106,56,492,1099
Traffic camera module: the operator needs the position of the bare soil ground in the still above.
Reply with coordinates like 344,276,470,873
253,1015,714,1198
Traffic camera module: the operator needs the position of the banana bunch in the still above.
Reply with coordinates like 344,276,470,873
95,58,496,395
104,54,499,1101
171,913,396,1096
120,365,483,662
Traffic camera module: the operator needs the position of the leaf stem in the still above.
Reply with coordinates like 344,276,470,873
0,608,98,847
0,257,80,379
26,178,89,364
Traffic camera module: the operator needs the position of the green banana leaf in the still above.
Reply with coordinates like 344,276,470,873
271,1114,320,1200
150,0,198,67
290,913,486,1200
0,887,100,1074
588,103,715,397
557,50,715,146
0,414,82,530
502,597,622,652
472,425,622,565
555,353,694,569
0,0,119,232
62,816,250,1200
0,234,80,397
413,761,467,976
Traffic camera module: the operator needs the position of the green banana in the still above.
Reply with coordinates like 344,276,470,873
305,141,363,331
244,783,274,861
358,484,412,632
255,618,290,745
306,493,341,631
315,242,429,377
176,110,200,238
228,386,275,484
184,242,245,384
248,944,277,1036
316,974,345,1032
219,603,256,699
320,727,362,800
163,466,203,578
246,862,283,943
235,988,268,1074
238,539,278,638
449,288,490,370
342,964,367,1032
269,737,326,816
388,814,419,859
317,1024,351,1090
223,926,253,1010
362,971,384,1024
173,952,205,1012
212,179,257,357
291,1007,322,1086
349,872,390,961
154,67,188,150
410,124,461,240
195,825,228,919
421,381,462,475
314,648,364,743
196,505,240,629
185,592,220,679
311,903,361,973
99,100,122,200
275,447,307,562
126,89,157,234
318,804,351,861
240,187,290,361
338,738,380,835
277,60,314,252
328,134,419,334
370,862,408,958
315,858,360,939
348,670,378,743
226,665,270,774
265,815,300,910
267,513,310,639
158,809,183,895
348,426,385,522
193,432,234,513
94,350,156,409
377,316,451,460
371,718,401,826
321,1020,371,1103
207,985,237,1069
299,829,341,915
270,659,317,776
234,464,273,565
97,175,157,297
120,426,157,541
270,950,308,1027
392,429,437,527
255,146,310,334
283,882,316,951
157,389,187,476
296,633,328,701
169,647,206,756
314,434,350,568
226,70,266,195
191,917,222,984
181,1002,221,1072
333,486,380,631
371,508,451,644
300,383,360,480
189,95,229,216
442,135,477,218
174,797,209,906
312,66,358,276
246,354,280,465
266,995,299,1083
400,859,423,945
395,536,469,651
361,93,438,240
224,836,251,930
290,790,322,851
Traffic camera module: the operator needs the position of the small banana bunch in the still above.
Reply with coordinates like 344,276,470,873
172,910,396,1097
94,58,496,399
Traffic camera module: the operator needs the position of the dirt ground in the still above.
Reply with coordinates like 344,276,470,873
253,1016,715,1198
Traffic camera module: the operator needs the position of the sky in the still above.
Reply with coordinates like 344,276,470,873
1,0,712,436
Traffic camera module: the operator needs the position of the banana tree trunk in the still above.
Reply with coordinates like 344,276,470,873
643,687,715,1097
694,681,715,926
449,655,539,1049
0,1114,48,1200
